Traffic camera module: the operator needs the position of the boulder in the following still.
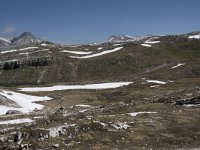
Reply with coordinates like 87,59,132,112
6,110,22,115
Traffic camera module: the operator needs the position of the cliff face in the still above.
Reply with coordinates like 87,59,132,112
0,57,54,70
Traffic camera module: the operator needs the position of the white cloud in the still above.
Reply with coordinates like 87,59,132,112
3,24,16,34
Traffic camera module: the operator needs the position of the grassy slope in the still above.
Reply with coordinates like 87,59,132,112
0,37,199,86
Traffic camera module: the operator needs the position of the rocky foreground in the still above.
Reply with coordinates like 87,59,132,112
0,79,200,150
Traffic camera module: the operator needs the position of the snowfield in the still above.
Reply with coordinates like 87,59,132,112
70,47,123,59
0,118,34,125
60,50,92,55
188,34,200,39
19,82,133,92
0,90,52,115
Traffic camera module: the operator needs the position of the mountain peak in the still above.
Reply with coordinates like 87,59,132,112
11,32,41,46
106,35,133,43
20,32,34,37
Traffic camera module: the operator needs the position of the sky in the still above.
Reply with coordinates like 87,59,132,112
0,0,200,44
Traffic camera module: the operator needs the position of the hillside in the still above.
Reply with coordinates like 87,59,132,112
0,32,200,86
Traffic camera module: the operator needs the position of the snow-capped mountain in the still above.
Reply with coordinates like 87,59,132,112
105,35,149,43
11,32,41,46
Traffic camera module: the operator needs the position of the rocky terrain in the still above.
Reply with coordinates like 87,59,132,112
0,31,200,149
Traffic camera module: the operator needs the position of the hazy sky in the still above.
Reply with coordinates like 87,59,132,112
0,0,200,44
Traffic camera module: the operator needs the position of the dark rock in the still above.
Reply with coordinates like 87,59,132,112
59,106,65,111
6,110,22,115
14,132,22,142
175,96,200,106
0,56,54,70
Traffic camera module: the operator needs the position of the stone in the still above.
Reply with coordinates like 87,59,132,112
6,110,22,115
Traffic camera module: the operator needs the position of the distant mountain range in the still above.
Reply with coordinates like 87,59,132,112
0,31,200,48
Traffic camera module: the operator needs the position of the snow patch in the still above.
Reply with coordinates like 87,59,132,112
141,44,152,47
188,34,200,39
113,44,123,46
171,63,185,69
60,50,92,55
125,35,133,38
0,90,52,115
70,47,123,59
128,112,157,117
0,118,33,125
19,47,38,51
79,109,88,113
112,122,131,130
141,38,160,47
145,40,160,44
19,82,132,92
76,104,92,108
183,104,200,107
146,80,167,85
98,47,103,50
49,123,76,137
150,85,160,88
41,43,47,46
33,116,44,119
49,126,63,137
1,49,17,54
